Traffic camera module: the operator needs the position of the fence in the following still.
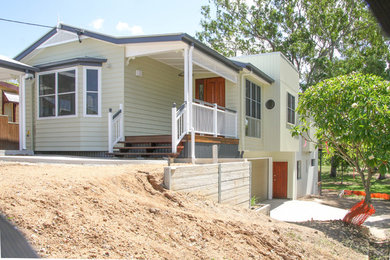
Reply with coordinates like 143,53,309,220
164,161,251,207
0,115,19,150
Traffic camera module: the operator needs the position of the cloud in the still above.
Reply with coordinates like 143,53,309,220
90,18,104,30
115,22,144,35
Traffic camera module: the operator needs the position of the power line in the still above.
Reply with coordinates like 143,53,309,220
0,17,54,29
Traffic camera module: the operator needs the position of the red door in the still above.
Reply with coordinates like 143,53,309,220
273,162,288,198
195,77,225,107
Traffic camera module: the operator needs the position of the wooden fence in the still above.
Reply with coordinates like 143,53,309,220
0,115,19,150
164,161,251,207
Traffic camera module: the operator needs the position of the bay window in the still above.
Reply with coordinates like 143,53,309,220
38,68,76,118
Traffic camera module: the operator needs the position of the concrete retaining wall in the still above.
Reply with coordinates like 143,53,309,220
164,161,251,207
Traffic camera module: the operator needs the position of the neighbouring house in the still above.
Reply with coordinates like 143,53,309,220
0,81,19,123
14,24,318,200
0,55,37,150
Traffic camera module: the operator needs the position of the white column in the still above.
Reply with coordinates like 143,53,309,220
171,103,177,153
183,47,189,132
108,108,113,153
188,45,195,162
19,75,26,150
119,104,124,141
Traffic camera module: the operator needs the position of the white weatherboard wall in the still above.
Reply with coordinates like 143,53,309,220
22,38,125,151
164,162,251,207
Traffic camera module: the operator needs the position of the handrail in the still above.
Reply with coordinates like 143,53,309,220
112,109,122,120
108,104,124,153
172,102,187,153
193,99,237,113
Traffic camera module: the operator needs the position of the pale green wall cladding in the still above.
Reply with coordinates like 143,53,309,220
22,38,125,151
124,56,184,136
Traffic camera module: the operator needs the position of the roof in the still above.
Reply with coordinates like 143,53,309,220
0,81,19,92
366,0,390,36
3,91,19,103
14,23,275,84
15,24,242,73
231,60,274,84
35,57,107,71
0,55,39,73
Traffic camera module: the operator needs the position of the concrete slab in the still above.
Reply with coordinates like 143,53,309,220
266,199,348,222
0,155,168,165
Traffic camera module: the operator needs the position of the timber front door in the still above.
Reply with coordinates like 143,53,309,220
195,77,225,107
273,162,288,198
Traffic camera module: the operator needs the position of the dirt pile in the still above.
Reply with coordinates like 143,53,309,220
0,162,365,259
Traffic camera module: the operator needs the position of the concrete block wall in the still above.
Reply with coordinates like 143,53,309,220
164,161,251,207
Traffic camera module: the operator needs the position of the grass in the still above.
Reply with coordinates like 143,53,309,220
320,165,390,194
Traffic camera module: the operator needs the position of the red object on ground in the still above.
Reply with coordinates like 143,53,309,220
343,190,390,200
343,199,376,225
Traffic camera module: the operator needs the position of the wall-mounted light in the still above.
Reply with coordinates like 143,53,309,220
136,69,143,77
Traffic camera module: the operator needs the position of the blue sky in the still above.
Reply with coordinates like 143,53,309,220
0,0,209,58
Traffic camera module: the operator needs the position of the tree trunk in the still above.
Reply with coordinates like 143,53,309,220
363,168,373,206
330,155,338,177
377,172,386,180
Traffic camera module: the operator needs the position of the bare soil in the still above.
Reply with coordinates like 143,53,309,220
0,161,367,259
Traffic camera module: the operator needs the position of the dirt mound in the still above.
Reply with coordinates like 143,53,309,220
0,162,365,259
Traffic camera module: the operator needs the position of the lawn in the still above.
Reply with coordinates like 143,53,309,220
320,165,390,194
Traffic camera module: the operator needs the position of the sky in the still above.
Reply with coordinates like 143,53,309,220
0,0,209,58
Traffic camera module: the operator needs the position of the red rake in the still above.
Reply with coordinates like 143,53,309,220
343,199,375,226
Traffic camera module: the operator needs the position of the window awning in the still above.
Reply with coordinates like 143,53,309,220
3,91,19,103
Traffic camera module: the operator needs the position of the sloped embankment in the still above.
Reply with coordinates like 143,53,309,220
0,162,365,259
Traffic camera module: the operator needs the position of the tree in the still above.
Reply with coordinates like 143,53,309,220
292,73,390,205
196,0,390,89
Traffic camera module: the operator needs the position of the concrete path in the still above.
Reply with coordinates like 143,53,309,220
266,199,348,222
0,155,168,165
0,214,38,258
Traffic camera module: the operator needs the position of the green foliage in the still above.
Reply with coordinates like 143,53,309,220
250,196,257,206
197,0,390,89
293,73,390,203
321,166,390,194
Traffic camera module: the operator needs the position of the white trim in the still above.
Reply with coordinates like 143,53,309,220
36,66,78,120
125,41,187,58
36,30,88,50
83,66,102,117
19,75,26,150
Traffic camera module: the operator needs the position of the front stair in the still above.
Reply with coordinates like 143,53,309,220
110,135,184,158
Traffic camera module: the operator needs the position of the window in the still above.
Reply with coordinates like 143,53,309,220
245,79,261,138
84,67,101,116
311,159,316,166
297,160,302,179
287,93,295,124
38,68,76,118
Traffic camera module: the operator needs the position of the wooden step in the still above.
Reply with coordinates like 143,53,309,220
124,135,172,143
113,145,183,150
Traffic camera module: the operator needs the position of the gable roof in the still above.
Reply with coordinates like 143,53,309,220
14,24,241,72
0,81,19,93
15,24,274,84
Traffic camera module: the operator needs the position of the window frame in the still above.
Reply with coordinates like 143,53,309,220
297,160,302,180
287,92,296,125
36,67,78,120
83,66,102,117
245,79,261,138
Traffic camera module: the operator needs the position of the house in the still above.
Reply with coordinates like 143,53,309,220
14,24,318,200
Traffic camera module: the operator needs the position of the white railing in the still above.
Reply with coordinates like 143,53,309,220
192,100,237,138
108,104,124,153
171,102,187,153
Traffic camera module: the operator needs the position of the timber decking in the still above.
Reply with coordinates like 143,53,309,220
110,134,239,158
